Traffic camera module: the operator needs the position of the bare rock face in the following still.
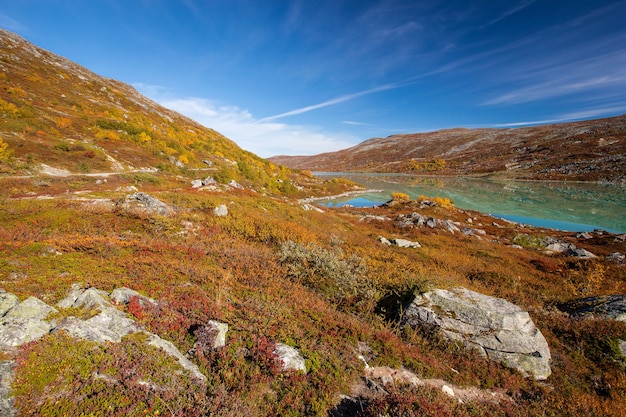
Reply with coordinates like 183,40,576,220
109,287,157,307
403,287,552,380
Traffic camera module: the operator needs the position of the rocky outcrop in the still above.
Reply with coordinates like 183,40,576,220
54,287,140,343
558,295,626,322
110,287,157,307
402,288,551,380
0,291,18,317
273,343,307,373
191,177,217,189
116,192,174,216
228,180,244,190
396,213,462,234
0,285,206,383
542,238,596,259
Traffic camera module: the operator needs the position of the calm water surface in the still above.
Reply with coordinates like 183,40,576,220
316,173,626,233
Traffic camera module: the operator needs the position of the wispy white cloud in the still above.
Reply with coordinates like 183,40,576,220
342,120,375,126
0,14,28,32
257,83,399,122
485,0,536,26
491,105,626,127
133,86,357,157
484,75,626,106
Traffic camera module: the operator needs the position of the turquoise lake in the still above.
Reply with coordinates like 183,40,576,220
315,173,626,233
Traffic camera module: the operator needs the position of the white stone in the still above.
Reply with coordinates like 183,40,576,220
274,343,306,373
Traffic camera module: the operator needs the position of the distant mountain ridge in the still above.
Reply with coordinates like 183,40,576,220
270,115,626,183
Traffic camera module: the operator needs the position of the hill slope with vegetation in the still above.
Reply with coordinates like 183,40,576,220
0,28,335,196
0,29,626,416
270,116,626,183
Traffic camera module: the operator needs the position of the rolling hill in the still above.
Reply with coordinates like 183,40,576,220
270,116,626,183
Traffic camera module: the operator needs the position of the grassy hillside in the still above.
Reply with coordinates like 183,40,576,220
0,29,337,196
1,29,626,416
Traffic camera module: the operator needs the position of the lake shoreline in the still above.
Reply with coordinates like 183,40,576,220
313,173,626,233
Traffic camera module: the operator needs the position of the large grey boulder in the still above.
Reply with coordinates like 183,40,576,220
543,239,596,259
273,343,307,373
403,288,551,380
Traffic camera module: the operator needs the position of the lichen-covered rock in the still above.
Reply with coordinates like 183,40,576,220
0,319,55,349
274,343,306,373
55,283,85,309
0,296,57,349
4,297,56,321
55,286,206,380
403,287,551,380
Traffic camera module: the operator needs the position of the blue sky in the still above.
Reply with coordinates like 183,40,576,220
2,0,626,157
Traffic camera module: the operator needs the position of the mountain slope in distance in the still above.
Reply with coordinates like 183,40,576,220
270,116,626,183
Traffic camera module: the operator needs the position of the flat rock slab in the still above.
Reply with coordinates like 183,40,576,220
403,287,552,380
